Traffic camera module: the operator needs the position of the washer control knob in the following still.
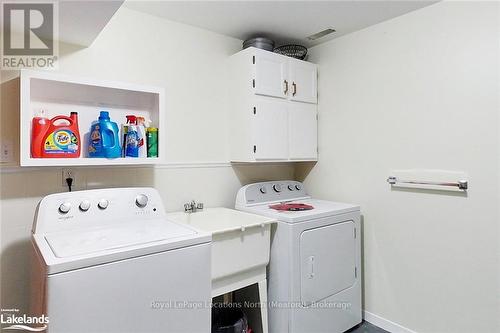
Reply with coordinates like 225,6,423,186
79,200,91,212
135,194,148,208
98,199,109,210
288,184,295,191
295,184,302,191
259,186,267,194
273,184,282,192
59,202,71,214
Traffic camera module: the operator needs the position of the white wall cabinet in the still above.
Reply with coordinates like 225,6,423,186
229,47,318,162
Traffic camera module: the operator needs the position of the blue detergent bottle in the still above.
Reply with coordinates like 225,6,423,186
88,111,121,158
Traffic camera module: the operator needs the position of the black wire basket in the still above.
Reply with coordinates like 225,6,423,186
274,44,308,60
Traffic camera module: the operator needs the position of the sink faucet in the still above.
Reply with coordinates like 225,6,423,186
184,200,204,213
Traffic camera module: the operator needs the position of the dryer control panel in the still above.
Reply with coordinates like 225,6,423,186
236,181,309,206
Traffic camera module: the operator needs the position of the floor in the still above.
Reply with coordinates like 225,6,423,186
347,321,390,333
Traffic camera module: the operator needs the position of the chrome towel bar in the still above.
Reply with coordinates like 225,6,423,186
387,176,468,190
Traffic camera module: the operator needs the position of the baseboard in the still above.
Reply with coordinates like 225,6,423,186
363,310,417,333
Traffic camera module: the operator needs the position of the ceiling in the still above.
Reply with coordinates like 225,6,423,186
124,1,438,48
59,1,123,46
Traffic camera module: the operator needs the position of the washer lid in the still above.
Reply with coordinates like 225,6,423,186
238,199,359,223
45,219,197,258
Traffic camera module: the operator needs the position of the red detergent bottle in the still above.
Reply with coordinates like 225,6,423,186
31,112,81,158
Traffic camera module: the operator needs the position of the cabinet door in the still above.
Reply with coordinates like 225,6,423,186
252,98,288,160
254,52,288,99
289,103,317,160
289,60,317,104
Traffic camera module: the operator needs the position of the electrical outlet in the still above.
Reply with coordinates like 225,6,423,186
0,140,14,163
62,168,77,187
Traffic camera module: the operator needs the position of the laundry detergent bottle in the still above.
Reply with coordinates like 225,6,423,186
88,111,121,158
32,111,81,158
31,110,49,158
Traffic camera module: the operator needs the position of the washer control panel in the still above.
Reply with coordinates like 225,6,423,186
237,181,309,205
33,188,165,234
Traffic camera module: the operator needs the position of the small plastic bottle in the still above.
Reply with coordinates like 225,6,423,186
146,127,158,158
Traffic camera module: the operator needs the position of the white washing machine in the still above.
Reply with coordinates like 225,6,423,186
235,181,362,333
31,187,211,333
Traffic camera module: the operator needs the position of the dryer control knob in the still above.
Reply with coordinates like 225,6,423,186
98,199,109,210
295,184,302,190
260,186,267,194
135,194,148,208
273,184,282,192
288,184,295,191
79,200,91,212
59,202,71,214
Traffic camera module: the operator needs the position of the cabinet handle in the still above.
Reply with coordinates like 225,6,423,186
284,80,289,95
292,82,297,96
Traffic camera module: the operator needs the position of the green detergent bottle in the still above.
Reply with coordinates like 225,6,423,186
146,127,158,158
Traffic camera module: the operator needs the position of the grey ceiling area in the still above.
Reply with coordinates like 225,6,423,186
124,1,438,47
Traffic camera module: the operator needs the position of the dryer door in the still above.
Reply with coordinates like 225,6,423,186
300,220,356,305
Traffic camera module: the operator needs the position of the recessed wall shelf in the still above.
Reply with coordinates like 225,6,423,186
20,70,165,167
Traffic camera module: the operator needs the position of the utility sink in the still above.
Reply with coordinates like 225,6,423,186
167,207,276,296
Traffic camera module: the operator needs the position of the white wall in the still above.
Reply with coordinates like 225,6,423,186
302,2,499,332
0,7,294,314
